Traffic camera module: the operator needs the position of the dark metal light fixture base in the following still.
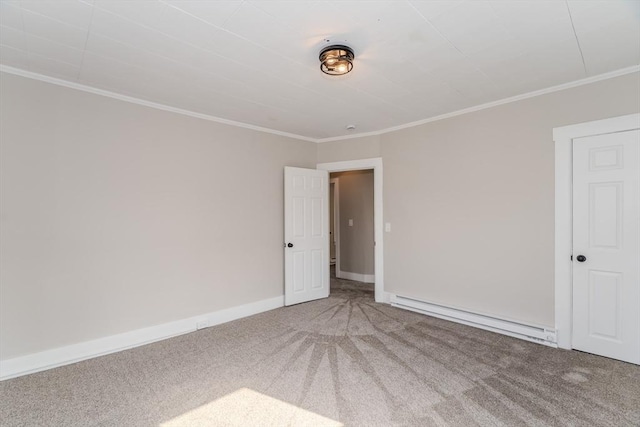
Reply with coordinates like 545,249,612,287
319,45,354,76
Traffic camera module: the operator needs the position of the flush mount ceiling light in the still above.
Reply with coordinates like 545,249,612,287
319,45,354,76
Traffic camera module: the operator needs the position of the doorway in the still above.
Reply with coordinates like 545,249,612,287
317,158,384,303
554,114,640,364
330,179,337,265
329,170,375,284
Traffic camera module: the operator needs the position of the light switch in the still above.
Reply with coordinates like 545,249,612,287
385,222,391,232
348,219,353,226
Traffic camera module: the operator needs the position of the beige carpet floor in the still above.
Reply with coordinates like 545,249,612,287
1,275,639,426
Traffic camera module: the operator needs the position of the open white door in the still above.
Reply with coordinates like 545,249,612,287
572,130,640,364
284,167,329,306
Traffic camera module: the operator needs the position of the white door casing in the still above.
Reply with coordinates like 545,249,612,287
330,178,340,272
317,158,385,303
555,114,640,352
284,167,329,306
572,130,639,364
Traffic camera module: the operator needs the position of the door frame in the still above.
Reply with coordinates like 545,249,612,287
553,113,640,349
317,158,385,303
330,178,340,272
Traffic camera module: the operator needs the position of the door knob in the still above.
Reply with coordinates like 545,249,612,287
287,243,293,248
576,255,587,262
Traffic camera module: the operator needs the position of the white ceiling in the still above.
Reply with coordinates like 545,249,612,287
1,0,639,141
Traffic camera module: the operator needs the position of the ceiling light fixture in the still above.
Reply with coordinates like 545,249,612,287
319,45,354,76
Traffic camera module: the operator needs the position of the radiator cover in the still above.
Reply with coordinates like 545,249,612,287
391,294,557,347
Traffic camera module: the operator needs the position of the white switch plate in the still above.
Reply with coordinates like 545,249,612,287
385,223,391,232
348,219,353,226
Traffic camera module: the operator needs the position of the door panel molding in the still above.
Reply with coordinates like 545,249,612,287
571,130,639,362
554,113,640,351
284,167,329,306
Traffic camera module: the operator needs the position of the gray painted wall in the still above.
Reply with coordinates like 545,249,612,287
0,72,317,360
318,72,640,328
1,70,638,362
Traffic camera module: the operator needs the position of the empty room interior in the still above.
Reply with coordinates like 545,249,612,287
1,1,639,426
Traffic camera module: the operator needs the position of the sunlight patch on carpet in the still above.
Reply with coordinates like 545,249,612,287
160,388,343,427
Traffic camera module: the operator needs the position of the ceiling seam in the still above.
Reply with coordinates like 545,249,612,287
16,1,27,71
220,0,246,28
565,0,589,76
407,0,501,97
75,2,96,81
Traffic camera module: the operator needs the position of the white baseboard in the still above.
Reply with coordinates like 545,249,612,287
382,292,393,304
0,295,284,381
337,270,375,283
390,294,557,347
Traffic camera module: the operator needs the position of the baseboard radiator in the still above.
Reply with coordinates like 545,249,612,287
391,295,557,347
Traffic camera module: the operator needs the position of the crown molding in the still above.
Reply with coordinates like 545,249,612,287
0,65,318,143
316,64,640,143
2,63,638,144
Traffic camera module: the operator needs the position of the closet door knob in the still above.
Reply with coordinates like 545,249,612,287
576,255,587,262
287,243,294,248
